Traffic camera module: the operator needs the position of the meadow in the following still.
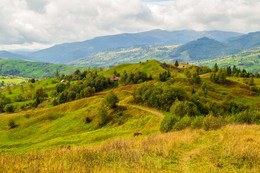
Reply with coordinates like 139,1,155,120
0,60,259,172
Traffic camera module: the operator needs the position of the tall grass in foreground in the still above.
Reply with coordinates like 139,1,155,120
0,125,259,173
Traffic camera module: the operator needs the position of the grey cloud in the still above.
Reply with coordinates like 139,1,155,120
0,0,260,50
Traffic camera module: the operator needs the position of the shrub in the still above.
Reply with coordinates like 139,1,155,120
170,100,199,118
173,115,192,130
8,119,17,129
4,104,15,113
191,116,204,129
85,117,92,124
97,106,109,127
103,91,119,109
160,114,179,133
203,114,223,131
235,110,260,124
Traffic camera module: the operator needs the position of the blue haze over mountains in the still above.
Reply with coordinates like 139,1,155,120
1,29,260,66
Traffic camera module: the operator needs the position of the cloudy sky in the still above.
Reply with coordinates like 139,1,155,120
1,0,260,50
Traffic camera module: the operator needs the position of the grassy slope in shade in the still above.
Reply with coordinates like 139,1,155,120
69,45,179,67
197,47,260,73
0,59,89,78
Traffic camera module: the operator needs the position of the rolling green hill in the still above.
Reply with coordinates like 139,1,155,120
0,59,91,78
175,37,240,60
69,45,179,67
197,47,260,73
226,31,260,50
99,60,167,77
0,61,259,172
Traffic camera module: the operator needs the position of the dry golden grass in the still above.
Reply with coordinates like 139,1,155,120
1,125,258,173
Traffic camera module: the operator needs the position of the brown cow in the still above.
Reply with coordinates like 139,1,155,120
133,132,142,137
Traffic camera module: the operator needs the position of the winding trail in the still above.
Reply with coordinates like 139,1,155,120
181,133,224,173
120,104,164,119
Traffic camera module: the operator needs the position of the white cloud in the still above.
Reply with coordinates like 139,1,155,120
0,0,260,50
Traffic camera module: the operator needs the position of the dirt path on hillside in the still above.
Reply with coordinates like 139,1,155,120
120,104,164,118
181,133,224,173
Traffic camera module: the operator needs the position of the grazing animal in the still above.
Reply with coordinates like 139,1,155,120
67,145,71,150
133,132,142,137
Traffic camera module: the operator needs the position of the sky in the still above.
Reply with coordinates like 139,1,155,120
1,0,260,50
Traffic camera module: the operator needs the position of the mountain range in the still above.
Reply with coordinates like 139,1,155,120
1,29,260,67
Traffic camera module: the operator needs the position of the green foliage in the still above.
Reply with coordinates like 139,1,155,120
97,106,109,127
191,116,204,129
203,114,223,131
56,83,66,93
0,59,88,78
173,115,192,130
175,60,179,67
8,119,17,129
120,71,151,85
210,67,227,84
159,71,171,82
170,100,199,118
235,110,260,124
201,82,207,95
103,92,119,109
160,114,179,133
4,104,15,113
134,82,188,111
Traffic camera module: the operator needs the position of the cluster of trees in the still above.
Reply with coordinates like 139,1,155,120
184,66,201,84
210,67,227,84
133,82,188,111
159,71,171,82
119,71,152,85
227,65,259,78
53,71,116,106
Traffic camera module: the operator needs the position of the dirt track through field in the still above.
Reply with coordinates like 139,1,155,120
120,104,164,118
181,133,224,173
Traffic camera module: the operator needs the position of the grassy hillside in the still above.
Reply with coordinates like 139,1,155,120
0,75,28,86
0,59,90,78
175,37,240,60
99,60,167,77
69,45,179,67
0,61,259,172
196,47,260,73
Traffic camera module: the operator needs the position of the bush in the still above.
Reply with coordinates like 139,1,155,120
103,91,119,109
85,117,92,123
8,119,17,129
170,100,199,118
97,106,109,127
173,115,192,130
191,116,204,129
4,104,15,113
235,110,260,124
203,114,223,131
160,114,179,133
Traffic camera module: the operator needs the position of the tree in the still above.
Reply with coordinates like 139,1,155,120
56,83,66,93
213,63,219,72
201,82,207,95
97,106,109,127
20,85,24,94
8,119,17,129
175,60,179,67
103,91,119,109
249,77,255,86
55,70,60,78
4,104,15,113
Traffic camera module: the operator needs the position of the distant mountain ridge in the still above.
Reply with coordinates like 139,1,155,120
2,29,260,67
226,31,260,50
0,51,27,60
23,29,243,64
